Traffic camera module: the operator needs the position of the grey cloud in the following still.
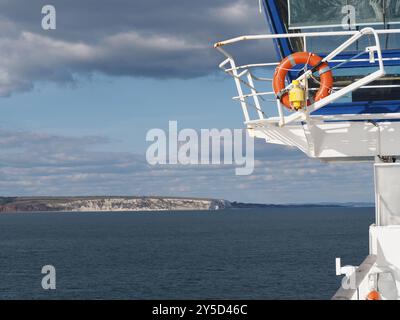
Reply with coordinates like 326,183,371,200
0,128,374,203
0,128,111,150
0,0,274,96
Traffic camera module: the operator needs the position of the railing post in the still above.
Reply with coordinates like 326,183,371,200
216,27,394,127
247,71,265,120
277,99,285,127
229,58,250,122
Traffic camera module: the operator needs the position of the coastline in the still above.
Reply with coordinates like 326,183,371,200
0,196,374,213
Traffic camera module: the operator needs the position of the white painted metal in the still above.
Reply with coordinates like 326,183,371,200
224,57,400,72
248,120,400,160
332,164,400,300
216,27,400,300
335,258,357,279
374,164,400,226
246,71,264,120
335,258,342,276
369,225,400,299
214,28,400,47
332,255,377,300
233,84,400,100
216,27,400,161
333,223,400,300
293,28,385,120
249,28,384,127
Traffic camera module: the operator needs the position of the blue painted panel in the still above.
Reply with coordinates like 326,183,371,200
312,100,400,116
265,0,292,59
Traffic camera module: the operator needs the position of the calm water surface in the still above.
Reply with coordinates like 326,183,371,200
0,207,374,299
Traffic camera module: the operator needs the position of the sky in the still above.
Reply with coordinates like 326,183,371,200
0,0,375,204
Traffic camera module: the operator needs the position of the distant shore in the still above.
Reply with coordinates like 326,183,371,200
0,196,229,213
0,196,374,213
229,201,374,208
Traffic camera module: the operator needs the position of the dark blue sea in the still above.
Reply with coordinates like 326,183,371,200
0,207,374,299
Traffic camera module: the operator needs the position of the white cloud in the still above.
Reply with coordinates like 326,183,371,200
0,0,271,96
0,128,374,203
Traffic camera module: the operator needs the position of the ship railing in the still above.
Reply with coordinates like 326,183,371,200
215,28,400,128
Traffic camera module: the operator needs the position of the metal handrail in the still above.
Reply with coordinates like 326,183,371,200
214,28,400,48
215,27,399,127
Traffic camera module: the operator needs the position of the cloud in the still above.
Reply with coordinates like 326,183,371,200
0,128,374,203
0,0,274,96
0,1,375,203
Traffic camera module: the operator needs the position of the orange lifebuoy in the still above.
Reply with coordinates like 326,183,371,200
273,52,333,110
366,290,381,300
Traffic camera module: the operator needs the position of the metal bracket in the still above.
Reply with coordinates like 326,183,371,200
366,46,378,63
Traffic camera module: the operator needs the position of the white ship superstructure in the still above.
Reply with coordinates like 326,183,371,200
216,0,400,300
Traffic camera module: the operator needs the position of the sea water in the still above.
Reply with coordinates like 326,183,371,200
0,207,373,299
